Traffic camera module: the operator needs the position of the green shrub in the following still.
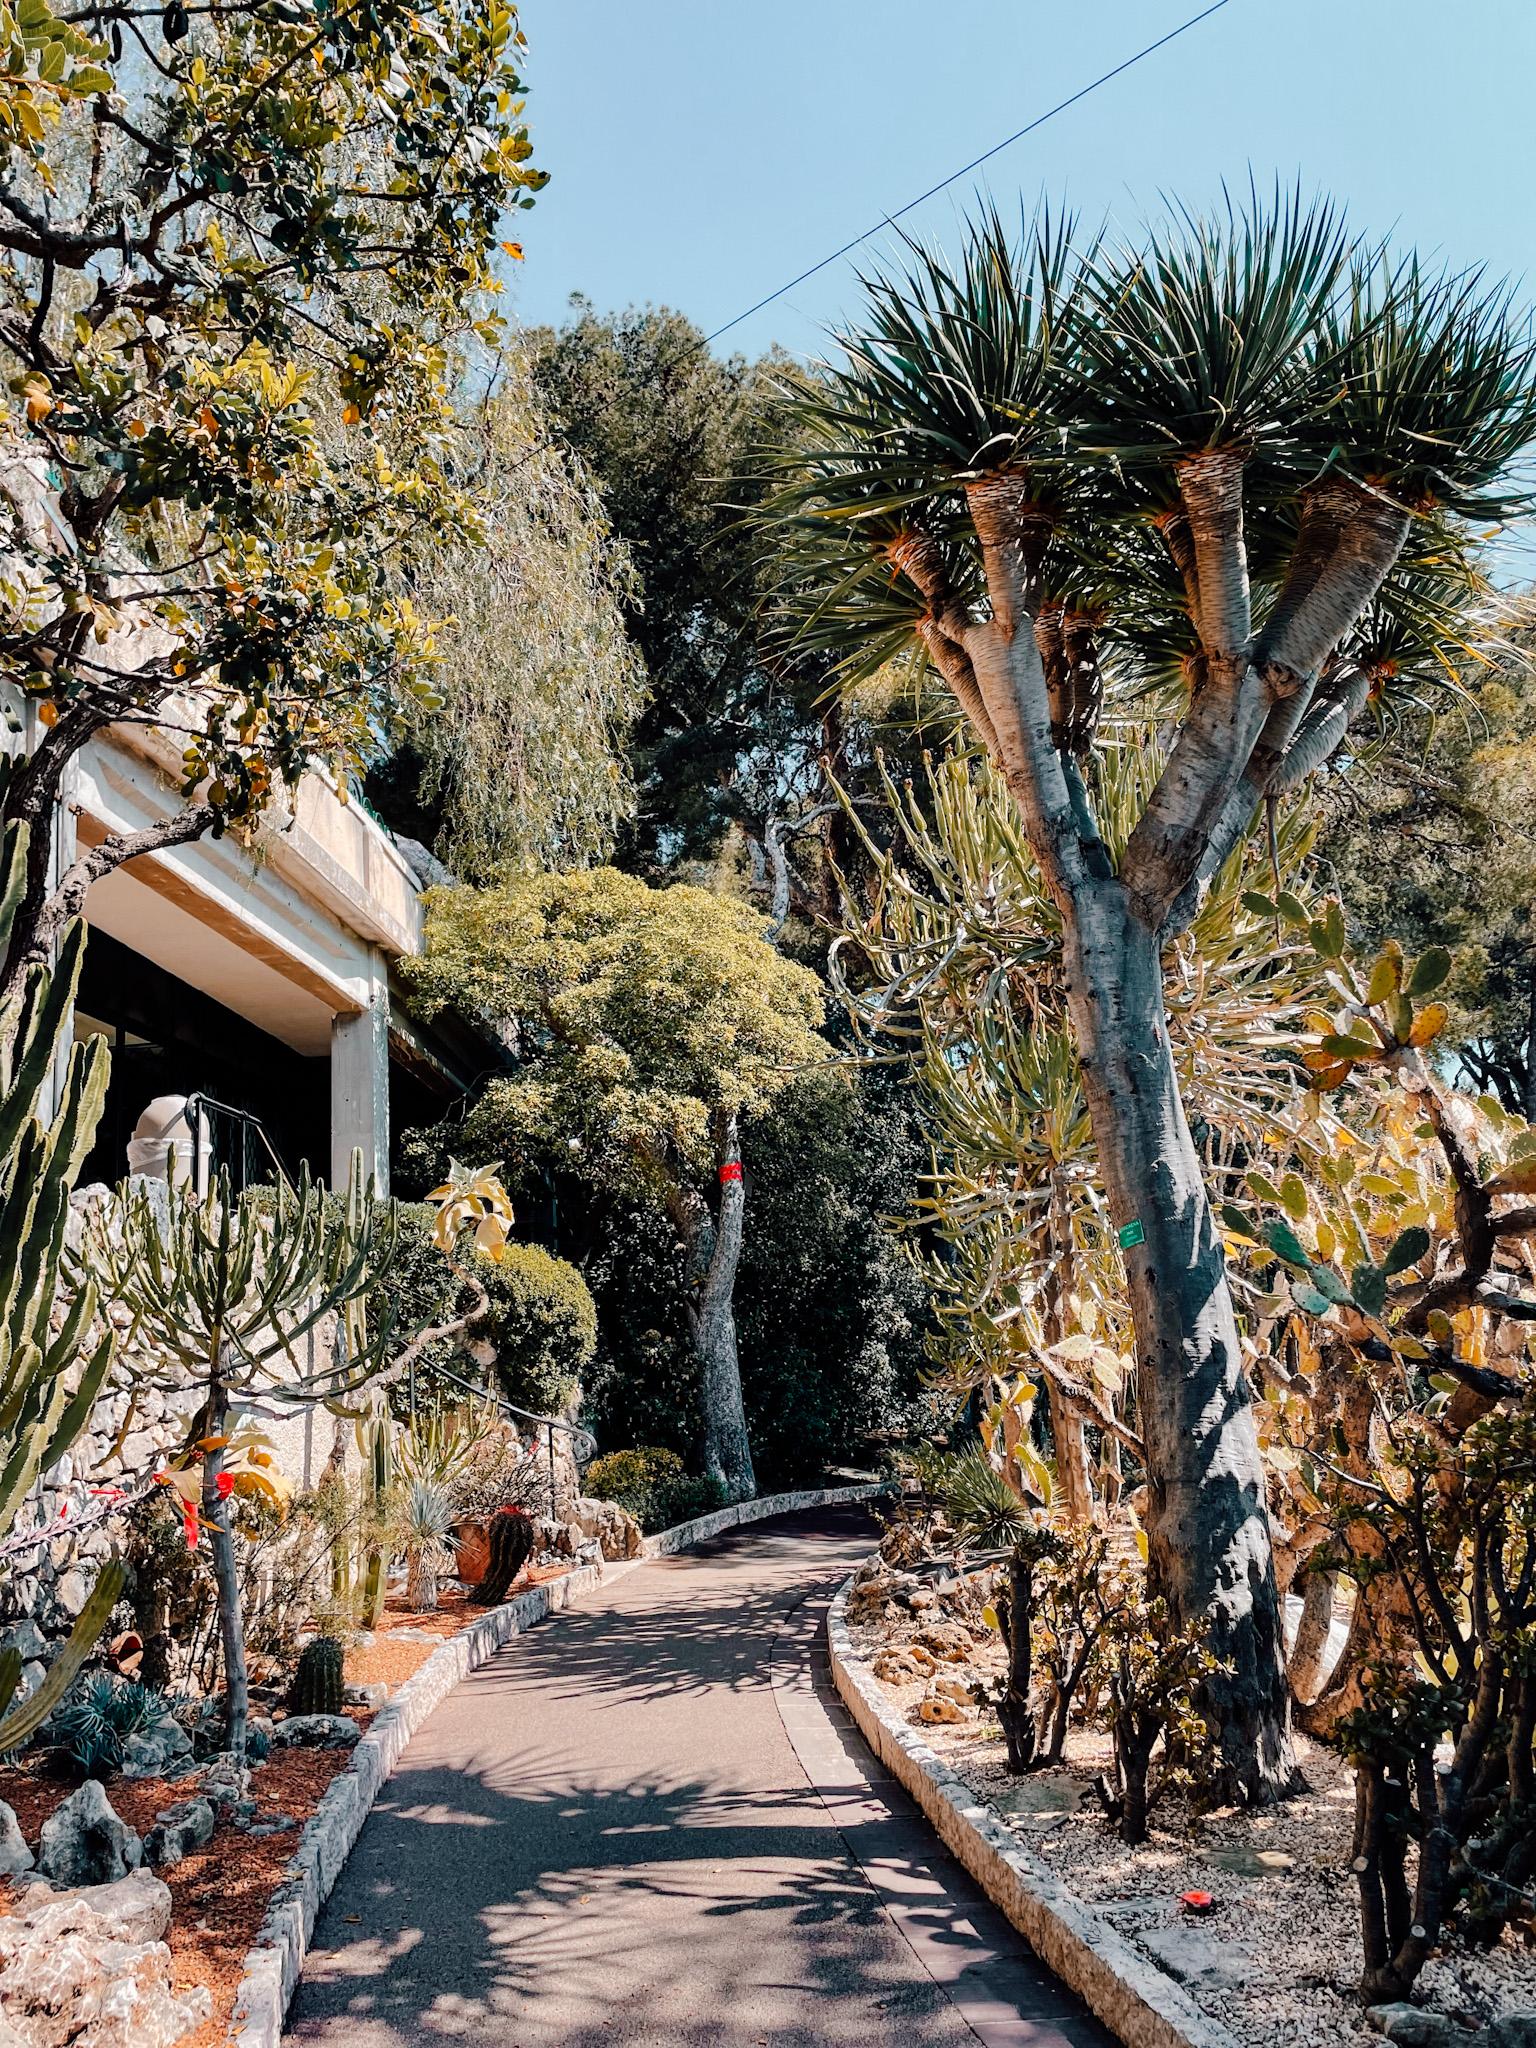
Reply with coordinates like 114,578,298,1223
484,1241,596,1416
378,1204,595,1417
583,1447,727,1534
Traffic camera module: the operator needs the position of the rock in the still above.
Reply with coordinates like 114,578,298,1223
120,1719,193,1781
47,1871,173,1944
50,1570,90,1622
1366,2007,1479,2048
1141,1925,1254,1993
872,1649,926,1681
572,1495,643,1562
142,1799,214,1871
0,1805,31,1877
929,1676,971,1706
0,1869,208,2048
14,1666,45,1708
36,1781,142,1888
914,1621,973,1661
0,1623,47,1667
271,1713,360,1750
1198,1845,1295,1878
1488,2017,1536,2048
992,1773,1084,1829
917,1694,966,1723
199,1754,250,1808
343,1683,387,1710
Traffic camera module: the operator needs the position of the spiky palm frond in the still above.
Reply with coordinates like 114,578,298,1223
1074,182,1353,461
1308,252,1536,518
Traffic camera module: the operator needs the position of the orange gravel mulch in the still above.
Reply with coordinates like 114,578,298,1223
0,1741,357,2048
345,1564,574,1690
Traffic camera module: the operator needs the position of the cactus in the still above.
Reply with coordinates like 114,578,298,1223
291,1634,346,1716
477,1507,534,1607
0,801,115,1546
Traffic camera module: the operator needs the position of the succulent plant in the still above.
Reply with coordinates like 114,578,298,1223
477,1506,535,1607
291,1635,345,1717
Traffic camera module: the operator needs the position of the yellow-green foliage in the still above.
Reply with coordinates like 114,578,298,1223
585,1447,684,1498
487,1241,597,1412
402,868,828,1202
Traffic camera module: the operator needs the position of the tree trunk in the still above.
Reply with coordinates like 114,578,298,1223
202,1375,248,1760
996,1549,1038,1773
682,1115,756,1503
1062,882,1293,1802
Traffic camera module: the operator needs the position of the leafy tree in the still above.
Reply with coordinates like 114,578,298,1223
754,194,1536,1797
0,0,547,1000
398,867,827,1499
579,1060,934,1488
526,302,773,865
365,346,648,879
1316,647,1536,1115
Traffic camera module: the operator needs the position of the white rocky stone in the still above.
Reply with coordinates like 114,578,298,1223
572,1496,642,1561
52,1572,89,1619
0,1869,209,2048
271,1713,359,1750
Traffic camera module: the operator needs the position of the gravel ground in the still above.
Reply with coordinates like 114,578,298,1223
849,1576,1536,2048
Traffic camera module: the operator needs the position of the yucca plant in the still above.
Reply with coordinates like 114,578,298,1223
755,187,1536,1800
399,1481,458,1612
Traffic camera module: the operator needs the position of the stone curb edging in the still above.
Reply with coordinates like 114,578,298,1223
637,1480,893,1558
227,1482,894,2048
825,1578,1241,2048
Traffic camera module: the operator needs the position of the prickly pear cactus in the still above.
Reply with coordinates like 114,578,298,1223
291,1635,346,1716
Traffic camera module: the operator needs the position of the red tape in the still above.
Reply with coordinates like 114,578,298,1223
719,1161,743,1183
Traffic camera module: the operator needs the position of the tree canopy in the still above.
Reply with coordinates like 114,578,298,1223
400,867,827,1212
0,0,549,987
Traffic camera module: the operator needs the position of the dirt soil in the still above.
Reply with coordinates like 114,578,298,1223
344,1564,573,1693
0,1742,357,2048
848,1573,1536,2048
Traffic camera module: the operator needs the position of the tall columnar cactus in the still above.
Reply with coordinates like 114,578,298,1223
291,1635,345,1716
0,786,124,1738
0,823,115,1531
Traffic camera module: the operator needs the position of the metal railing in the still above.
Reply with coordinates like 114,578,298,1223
425,1359,596,1519
187,1091,289,1198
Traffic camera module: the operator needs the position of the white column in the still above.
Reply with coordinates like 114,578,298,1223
330,945,390,1195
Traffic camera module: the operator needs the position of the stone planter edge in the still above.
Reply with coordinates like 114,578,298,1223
228,1482,896,2046
825,1578,1241,2048
637,1481,893,1558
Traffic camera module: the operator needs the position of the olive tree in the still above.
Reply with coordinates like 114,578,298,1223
755,194,1536,1799
400,868,827,1501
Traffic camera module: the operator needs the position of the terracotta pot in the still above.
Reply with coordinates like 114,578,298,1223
454,1518,491,1585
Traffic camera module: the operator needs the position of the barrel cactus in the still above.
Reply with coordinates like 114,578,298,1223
291,1636,345,1716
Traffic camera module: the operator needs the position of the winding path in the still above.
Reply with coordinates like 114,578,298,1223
286,1504,1114,2048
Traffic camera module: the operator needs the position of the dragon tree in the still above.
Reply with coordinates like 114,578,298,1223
755,193,1536,1799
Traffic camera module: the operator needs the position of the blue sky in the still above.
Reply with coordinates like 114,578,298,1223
507,0,1536,369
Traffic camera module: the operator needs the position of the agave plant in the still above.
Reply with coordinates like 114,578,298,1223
754,186,1536,1799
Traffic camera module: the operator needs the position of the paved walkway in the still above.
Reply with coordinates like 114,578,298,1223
287,1504,1114,2048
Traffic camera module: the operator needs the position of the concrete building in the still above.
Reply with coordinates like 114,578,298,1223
51,708,482,1194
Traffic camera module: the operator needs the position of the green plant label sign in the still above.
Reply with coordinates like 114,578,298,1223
1118,1219,1145,1251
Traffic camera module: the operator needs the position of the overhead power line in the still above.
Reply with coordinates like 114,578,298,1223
704,0,1236,347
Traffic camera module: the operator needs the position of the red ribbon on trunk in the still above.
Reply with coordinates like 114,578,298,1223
719,1161,742,1183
